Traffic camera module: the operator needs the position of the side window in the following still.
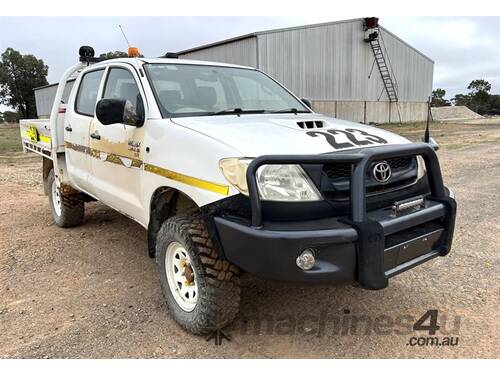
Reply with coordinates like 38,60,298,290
103,68,141,111
75,69,104,116
62,80,75,104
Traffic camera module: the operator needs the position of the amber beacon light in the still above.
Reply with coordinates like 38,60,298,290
128,47,140,57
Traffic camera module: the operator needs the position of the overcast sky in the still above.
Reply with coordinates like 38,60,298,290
0,16,499,112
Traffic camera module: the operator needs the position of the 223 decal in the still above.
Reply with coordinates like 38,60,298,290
306,128,388,149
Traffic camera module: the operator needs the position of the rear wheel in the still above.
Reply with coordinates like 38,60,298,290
156,212,240,335
47,169,84,228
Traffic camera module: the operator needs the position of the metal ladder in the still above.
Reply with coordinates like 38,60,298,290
364,21,403,123
368,35,399,103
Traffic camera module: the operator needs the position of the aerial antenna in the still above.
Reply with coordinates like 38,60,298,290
118,24,131,48
424,96,431,143
118,24,141,57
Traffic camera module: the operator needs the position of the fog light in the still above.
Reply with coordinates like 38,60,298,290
296,249,316,270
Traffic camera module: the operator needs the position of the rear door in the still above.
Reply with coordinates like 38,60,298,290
88,64,146,219
65,68,105,192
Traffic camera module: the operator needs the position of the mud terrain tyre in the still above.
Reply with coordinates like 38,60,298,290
47,169,84,228
156,212,240,335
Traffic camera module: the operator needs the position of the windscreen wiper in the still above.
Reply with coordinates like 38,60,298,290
268,108,309,114
213,108,243,115
201,108,267,116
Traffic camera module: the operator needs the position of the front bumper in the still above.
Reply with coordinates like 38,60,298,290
213,143,457,290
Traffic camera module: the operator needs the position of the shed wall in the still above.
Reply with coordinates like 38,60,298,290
310,100,428,123
172,21,435,123
179,37,257,67
256,20,433,102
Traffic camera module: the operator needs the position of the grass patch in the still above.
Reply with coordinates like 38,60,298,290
0,126,23,155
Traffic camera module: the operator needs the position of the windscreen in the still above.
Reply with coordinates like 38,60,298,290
144,63,310,118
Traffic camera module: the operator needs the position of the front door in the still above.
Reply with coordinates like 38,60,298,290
65,68,105,193
89,65,146,220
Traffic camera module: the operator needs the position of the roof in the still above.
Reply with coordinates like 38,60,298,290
137,58,254,69
33,58,255,91
73,57,254,70
177,18,433,63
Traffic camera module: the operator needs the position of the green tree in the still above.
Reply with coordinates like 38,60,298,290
451,93,471,107
98,51,144,60
467,79,491,94
98,51,129,60
486,95,500,115
0,111,3,123
431,88,450,107
467,79,491,114
0,48,49,119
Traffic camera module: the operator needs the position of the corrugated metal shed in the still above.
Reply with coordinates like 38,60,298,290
179,36,258,67
178,18,434,123
32,19,434,123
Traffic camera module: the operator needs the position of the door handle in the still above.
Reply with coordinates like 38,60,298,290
65,125,72,132
90,131,101,140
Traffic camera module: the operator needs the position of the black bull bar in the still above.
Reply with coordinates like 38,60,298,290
245,143,457,289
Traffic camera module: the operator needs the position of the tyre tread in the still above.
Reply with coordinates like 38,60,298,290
48,170,84,228
156,212,240,335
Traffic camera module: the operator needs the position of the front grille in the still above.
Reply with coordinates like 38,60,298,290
320,156,418,201
324,162,352,179
324,156,414,179
388,156,413,170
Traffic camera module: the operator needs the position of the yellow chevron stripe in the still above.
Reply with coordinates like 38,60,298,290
144,163,229,196
64,141,229,195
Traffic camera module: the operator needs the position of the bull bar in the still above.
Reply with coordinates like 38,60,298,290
239,143,457,289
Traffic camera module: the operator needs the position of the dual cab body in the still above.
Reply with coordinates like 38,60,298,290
20,54,456,334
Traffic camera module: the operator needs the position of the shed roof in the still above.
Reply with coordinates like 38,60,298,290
177,18,433,63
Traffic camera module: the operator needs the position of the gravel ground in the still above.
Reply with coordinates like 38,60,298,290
0,122,499,358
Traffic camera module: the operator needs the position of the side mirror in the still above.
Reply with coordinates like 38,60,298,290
96,96,145,127
301,98,312,109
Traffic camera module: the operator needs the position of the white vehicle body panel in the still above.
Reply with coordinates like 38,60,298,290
87,62,148,220
21,57,415,229
171,114,410,156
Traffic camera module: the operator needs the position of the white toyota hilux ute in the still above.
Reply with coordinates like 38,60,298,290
20,47,456,335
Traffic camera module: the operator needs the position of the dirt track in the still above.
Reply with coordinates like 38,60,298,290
1,122,499,358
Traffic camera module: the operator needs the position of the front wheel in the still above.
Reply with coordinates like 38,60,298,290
47,169,84,228
156,213,240,335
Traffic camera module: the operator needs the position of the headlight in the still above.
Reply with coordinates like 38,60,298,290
219,158,322,202
256,164,322,201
